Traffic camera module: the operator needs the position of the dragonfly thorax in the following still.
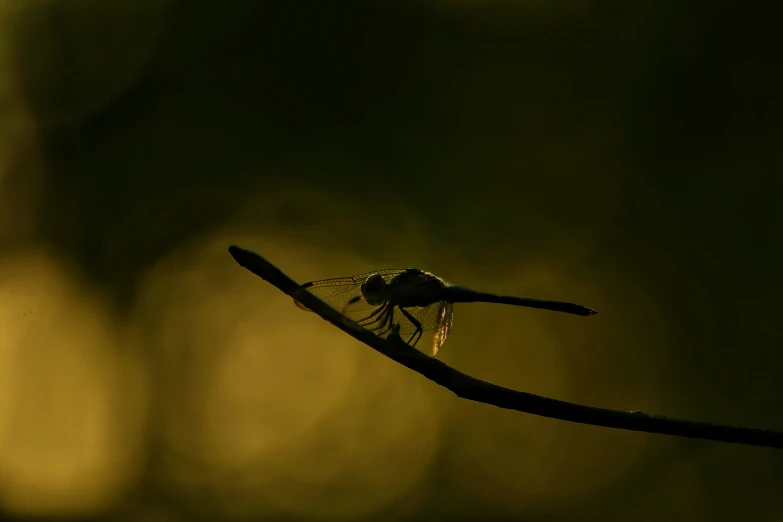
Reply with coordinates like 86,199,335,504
360,273,388,306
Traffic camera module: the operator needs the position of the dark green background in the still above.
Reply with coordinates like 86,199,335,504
1,1,782,520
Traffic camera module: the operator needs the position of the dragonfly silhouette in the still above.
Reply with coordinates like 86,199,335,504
294,268,596,355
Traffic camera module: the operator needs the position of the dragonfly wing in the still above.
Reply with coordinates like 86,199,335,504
291,268,455,354
432,302,454,356
394,302,445,348
293,276,363,312
292,269,406,313
294,269,433,345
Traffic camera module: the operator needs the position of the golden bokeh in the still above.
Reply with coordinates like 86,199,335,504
128,226,444,518
0,247,149,517
0,2,780,518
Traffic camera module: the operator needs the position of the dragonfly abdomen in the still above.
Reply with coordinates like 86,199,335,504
443,285,597,316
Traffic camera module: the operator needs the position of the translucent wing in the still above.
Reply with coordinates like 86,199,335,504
293,269,406,313
294,269,455,354
393,301,453,351
432,302,454,356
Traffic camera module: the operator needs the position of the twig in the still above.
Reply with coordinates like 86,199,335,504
228,245,783,450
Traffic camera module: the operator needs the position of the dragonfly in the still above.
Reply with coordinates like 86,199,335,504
294,267,596,356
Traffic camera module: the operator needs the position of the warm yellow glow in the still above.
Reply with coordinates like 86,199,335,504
0,0,776,518
0,248,149,516
129,232,443,518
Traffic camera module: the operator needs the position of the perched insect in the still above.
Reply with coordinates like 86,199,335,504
294,268,595,355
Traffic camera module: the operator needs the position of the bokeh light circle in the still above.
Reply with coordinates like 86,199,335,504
0,247,149,517
130,226,444,519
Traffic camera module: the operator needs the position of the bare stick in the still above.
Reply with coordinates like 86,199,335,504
228,245,783,450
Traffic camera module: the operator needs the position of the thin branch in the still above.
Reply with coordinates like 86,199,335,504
228,245,783,450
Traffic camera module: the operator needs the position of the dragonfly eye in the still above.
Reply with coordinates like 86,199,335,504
361,273,386,302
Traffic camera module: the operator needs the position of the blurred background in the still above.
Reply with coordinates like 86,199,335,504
1,0,782,520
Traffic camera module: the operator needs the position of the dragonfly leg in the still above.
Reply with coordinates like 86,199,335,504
366,306,397,341
398,307,423,347
356,302,387,327
365,303,393,332
377,306,398,335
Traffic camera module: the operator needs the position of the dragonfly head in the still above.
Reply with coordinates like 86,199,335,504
361,273,387,305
